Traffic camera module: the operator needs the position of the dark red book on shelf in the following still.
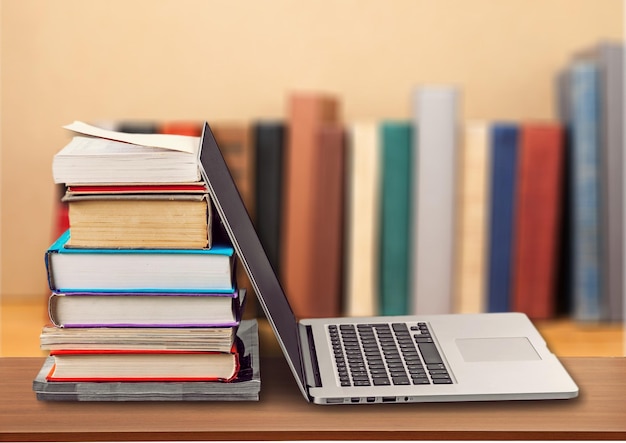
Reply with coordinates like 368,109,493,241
512,123,565,319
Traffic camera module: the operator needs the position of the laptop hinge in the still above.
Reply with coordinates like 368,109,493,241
299,324,322,388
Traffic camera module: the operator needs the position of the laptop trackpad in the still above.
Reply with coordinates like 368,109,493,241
456,337,541,362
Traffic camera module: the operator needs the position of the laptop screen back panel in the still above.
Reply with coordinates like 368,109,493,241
198,123,310,400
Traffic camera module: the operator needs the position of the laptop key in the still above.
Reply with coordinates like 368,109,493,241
392,377,411,385
433,375,450,381
412,377,430,384
433,379,453,384
418,342,444,364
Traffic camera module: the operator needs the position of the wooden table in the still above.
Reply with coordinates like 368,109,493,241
1,356,625,441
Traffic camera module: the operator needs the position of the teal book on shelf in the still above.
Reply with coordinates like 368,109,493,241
378,121,413,316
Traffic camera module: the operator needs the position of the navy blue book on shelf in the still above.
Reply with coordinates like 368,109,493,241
487,123,519,313
569,61,602,322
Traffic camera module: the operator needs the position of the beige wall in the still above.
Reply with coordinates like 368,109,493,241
1,0,623,298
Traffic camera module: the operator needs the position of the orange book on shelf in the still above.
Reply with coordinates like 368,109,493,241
512,123,564,319
281,93,342,318
159,121,203,137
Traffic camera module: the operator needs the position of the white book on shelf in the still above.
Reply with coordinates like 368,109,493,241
411,86,460,315
344,122,381,316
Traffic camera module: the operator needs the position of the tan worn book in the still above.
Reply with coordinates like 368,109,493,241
64,193,211,249
454,121,490,314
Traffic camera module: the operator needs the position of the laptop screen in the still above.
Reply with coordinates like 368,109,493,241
198,122,308,395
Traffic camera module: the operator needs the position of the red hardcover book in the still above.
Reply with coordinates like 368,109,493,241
66,183,207,194
512,123,564,319
46,344,240,382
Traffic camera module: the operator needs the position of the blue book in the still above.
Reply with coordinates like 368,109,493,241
378,121,413,315
45,230,235,293
569,62,602,321
487,123,519,313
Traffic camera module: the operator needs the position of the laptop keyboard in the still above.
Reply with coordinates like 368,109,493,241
328,322,453,387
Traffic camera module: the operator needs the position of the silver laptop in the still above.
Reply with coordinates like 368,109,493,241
199,122,579,405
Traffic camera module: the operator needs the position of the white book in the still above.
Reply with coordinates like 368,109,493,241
344,123,381,316
52,121,202,184
454,121,490,314
411,87,459,315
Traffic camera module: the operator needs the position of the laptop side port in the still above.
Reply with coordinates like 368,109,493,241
382,396,396,403
366,397,375,403
351,398,360,403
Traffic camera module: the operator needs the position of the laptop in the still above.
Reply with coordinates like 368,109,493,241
198,122,579,405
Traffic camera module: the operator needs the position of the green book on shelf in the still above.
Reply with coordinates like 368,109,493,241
378,121,413,315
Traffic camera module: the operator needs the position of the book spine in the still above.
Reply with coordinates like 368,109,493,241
379,121,413,316
281,93,341,318
569,62,602,322
597,44,624,322
254,121,285,275
511,123,564,319
411,87,459,315
486,123,519,313
344,122,380,316
312,124,346,318
454,121,490,314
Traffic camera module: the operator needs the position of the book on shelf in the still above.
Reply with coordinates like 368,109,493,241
344,122,380,317
33,320,260,401
63,191,211,249
314,124,347,317
511,123,564,320
254,121,285,276
281,92,343,318
47,289,244,328
454,121,490,314
159,120,203,137
594,42,624,322
567,61,602,322
486,123,520,313
53,121,202,184
378,121,413,316
411,86,459,315
45,230,235,293
211,122,256,219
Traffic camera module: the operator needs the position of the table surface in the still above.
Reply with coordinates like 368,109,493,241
1,356,625,441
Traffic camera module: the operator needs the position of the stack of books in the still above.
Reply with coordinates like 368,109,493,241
33,122,260,401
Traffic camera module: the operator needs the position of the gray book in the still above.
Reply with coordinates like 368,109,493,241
411,86,460,315
596,42,624,322
32,320,260,401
